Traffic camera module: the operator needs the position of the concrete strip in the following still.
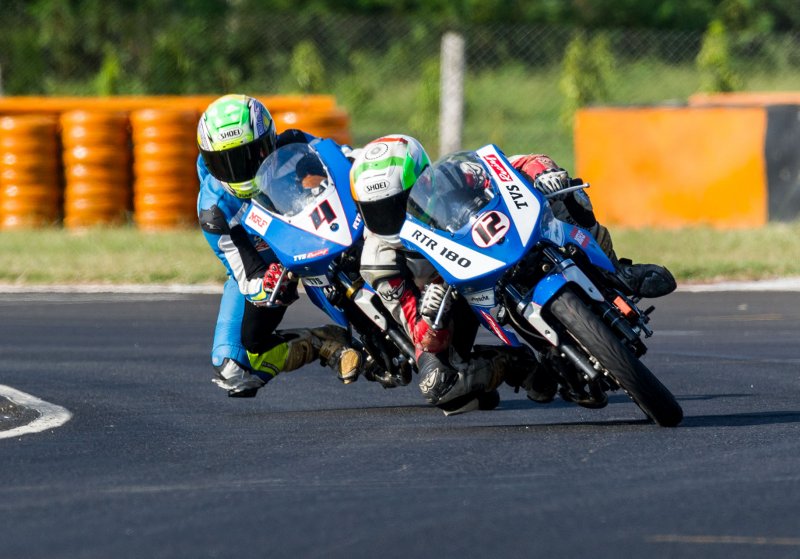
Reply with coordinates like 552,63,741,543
677,277,800,292
1,278,800,294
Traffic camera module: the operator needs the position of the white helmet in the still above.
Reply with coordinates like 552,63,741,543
350,134,430,239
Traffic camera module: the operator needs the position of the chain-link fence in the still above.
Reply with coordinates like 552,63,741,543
2,5,800,169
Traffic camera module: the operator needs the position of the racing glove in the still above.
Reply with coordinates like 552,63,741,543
418,283,452,327
251,263,295,306
533,168,571,197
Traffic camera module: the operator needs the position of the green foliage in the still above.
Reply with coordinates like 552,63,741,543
2,224,799,285
407,57,440,152
290,40,326,93
93,46,122,95
696,19,742,92
559,32,615,129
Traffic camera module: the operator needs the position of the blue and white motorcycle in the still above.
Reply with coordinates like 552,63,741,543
240,139,416,388
399,145,683,426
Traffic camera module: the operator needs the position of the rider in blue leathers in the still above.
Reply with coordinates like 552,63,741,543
197,94,361,397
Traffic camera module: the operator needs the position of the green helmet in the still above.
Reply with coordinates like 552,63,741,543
198,94,277,198
350,134,430,238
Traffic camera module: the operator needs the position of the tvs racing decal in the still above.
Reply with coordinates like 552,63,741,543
476,145,540,247
483,154,513,182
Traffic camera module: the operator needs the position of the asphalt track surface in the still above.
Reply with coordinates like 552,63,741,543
1,290,799,559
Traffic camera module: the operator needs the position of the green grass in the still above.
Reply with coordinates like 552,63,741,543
1,223,798,286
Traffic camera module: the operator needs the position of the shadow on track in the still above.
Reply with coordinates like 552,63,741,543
679,410,800,428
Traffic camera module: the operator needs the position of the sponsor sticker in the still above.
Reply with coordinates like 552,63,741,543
570,227,590,248
218,127,243,141
244,205,272,236
466,289,495,307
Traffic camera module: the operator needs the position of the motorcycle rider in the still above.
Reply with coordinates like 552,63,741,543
197,93,362,397
350,135,555,415
350,135,676,414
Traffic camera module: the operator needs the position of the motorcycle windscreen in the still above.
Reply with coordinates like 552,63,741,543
253,143,332,217
407,152,495,234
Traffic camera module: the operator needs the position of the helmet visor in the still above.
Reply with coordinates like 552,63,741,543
358,190,411,236
200,134,276,184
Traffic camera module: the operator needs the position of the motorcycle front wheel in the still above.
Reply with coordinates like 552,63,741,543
548,288,683,427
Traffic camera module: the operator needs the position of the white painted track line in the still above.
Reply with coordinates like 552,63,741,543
0,385,73,440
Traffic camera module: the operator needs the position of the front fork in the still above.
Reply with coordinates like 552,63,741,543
504,247,648,384
332,270,415,385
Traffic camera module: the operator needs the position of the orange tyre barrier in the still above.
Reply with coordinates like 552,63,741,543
60,111,131,229
274,108,352,145
130,109,199,230
0,96,350,229
0,115,61,229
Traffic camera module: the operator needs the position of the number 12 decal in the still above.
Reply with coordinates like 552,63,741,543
471,211,510,248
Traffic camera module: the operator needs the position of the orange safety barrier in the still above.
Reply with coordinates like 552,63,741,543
0,115,61,229
0,95,351,229
60,111,132,229
130,109,199,230
0,95,337,117
274,108,352,145
574,106,768,228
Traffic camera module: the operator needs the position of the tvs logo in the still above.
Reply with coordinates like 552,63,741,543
483,154,512,182
471,211,510,248
292,248,330,261
570,227,590,248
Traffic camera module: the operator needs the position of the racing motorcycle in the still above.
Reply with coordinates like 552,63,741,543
240,138,415,388
399,145,683,426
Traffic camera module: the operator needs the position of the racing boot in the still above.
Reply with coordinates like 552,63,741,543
419,351,504,416
591,223,677,299
311,325,363,383
521,367,559,404
212,358,272,398
614,257,677,299
476,345,558,404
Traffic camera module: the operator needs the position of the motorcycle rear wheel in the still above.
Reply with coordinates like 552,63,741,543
548,289,683,427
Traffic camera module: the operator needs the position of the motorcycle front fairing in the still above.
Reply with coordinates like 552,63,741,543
240,139,364,327
400,144,614,346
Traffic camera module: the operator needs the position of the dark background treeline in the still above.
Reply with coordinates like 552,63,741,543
1,0,797,96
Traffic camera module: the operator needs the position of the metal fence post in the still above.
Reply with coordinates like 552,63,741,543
439,31,465,157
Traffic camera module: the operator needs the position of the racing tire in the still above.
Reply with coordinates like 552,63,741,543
549,288,683,427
